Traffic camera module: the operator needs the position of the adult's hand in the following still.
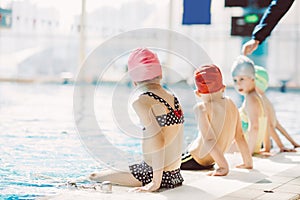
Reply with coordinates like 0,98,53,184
241,39,260,55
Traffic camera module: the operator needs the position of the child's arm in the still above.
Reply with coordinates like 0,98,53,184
133,132,165,192
276,120,300,148
132,97,164,192
268,122,296,152
235,114,253,169
262,127,271,153
245,96,261,154
147,131,165,191
265,96,299,150
195,104,229,176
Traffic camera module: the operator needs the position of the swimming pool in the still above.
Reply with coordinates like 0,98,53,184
0,82,299,199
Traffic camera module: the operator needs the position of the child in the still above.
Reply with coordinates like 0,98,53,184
231,55,268,155
181,64,253,176
89,48,184,192
255,65,299,152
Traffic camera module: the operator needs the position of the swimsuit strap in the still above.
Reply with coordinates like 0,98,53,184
174,96,180,110
254,95,265,117
141,92,184,127
142,92,176,112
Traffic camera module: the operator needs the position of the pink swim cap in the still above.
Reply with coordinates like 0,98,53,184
127,48,162,82
195,64,225,94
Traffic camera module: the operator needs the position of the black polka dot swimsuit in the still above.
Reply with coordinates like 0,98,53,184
129,161,184,189
142,92,184,127
129,92,184,189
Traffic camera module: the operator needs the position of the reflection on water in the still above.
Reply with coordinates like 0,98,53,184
0,83,299,199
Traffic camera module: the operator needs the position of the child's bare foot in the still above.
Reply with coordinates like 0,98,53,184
206,167,228,176
89,172,101,181
257,151,273,157
280,147,297,152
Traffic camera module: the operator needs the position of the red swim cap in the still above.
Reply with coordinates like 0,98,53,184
194,64,225,94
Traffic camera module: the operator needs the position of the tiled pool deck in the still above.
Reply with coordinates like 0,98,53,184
41,149,300,200
221,156,300,200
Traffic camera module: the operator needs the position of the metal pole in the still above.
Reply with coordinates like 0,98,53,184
165,0,173,83
79,0,86,66
294,1,300,86
168,0,173,30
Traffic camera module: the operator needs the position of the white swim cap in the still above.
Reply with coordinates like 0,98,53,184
231,55,255,79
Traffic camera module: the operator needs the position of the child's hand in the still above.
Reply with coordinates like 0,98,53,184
128,181,160,192
236,164,253,169
206,167,228,176
293,144,300,149
280,147,297,152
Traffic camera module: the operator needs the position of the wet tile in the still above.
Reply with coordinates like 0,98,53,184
276,166,300,178
256,192,299,200
265,176,293,184
226,188,264,199
249,181,282,191
288,177,300,186
274,184,300,194
218,196,252,200
276,171,300,178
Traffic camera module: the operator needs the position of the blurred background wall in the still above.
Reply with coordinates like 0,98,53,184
0,0,299,87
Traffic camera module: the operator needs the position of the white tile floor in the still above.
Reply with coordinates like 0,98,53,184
40,151,300,200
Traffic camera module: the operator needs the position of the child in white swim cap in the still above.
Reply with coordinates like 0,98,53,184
231,55,268,155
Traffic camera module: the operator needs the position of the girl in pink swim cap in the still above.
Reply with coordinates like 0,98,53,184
90,48,184,192
127,48,162,83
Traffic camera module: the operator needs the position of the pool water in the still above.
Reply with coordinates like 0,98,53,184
0,82,299,199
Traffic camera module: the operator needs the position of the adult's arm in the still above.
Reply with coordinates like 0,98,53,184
252,0,295,44
242,0,295,55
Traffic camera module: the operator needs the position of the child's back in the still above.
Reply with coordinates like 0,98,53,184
181,64,252,176
133,85,184,171
189,96,241,166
